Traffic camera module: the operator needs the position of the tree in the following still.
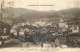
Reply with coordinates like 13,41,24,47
0,0,4,36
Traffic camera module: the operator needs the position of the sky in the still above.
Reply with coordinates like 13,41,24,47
0,0,80,11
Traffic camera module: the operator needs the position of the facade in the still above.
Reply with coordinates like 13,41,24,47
58,17,68,32
68,21,80,33
58,17,80,33
59,17,68,28
70,24,79,33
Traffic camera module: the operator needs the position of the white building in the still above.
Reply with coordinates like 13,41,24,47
59,17,68,29
19,31,24,36
35,20,46,27
71,25,79,33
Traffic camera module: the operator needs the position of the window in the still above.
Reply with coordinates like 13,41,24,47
74,25,77,30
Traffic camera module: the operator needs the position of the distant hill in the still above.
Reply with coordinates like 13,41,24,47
58,8,80,21
0,8,36,20
0,8,80,24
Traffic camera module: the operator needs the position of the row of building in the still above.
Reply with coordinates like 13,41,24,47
2,17,80,37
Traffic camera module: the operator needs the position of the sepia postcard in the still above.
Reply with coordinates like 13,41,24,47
0,0,80,52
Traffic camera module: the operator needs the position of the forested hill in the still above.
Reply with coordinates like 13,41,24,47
0,8,80,24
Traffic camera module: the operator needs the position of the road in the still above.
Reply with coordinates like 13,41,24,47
0,47,80,52
0,40,80,52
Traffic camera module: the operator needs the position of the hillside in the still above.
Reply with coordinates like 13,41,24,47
13,8,80,24
0,8,37,20
0,8,80,24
